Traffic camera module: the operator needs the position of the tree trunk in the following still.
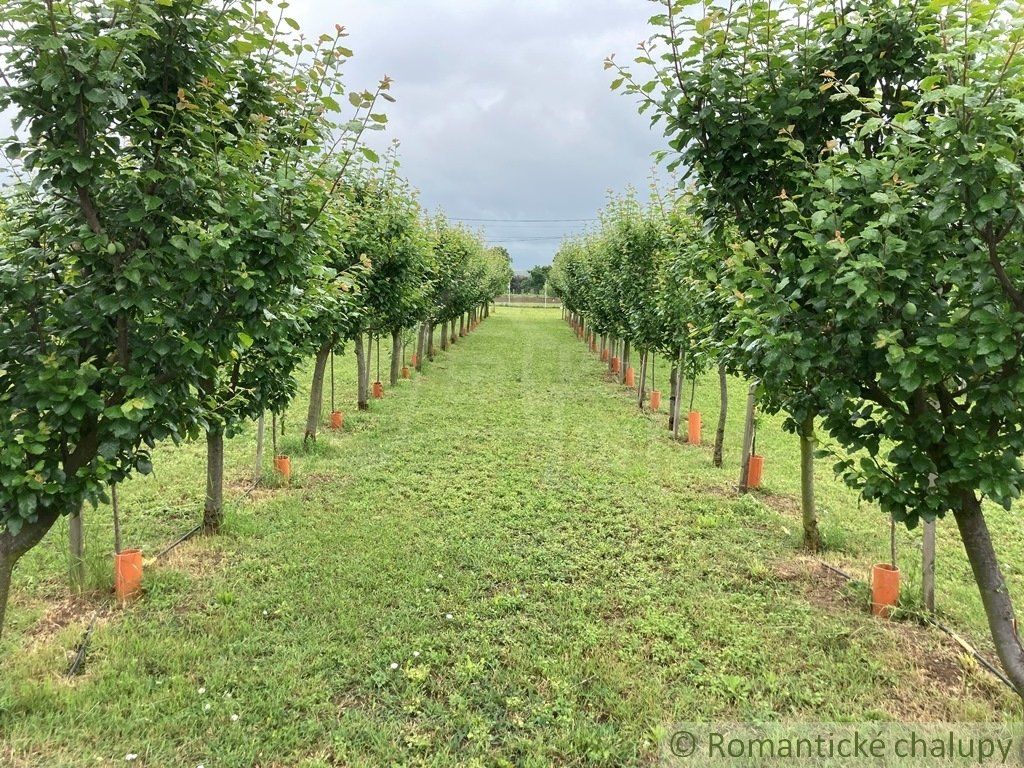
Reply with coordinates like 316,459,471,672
738,382,757,493
69,510,85,592
255,413,265,482
484,303,490,318
638,350,649,409
619,340,631,384
954,492,1024,700
923,519,936,613
441,321,449,351
203,427,225,534
669,361,679,431
0,507,63,639
304,340,333,446
416,324,426,371
672,350,684,441
390,329,402,386
459,315,466,337
428,323,436,360
356,334,369,411
799,415,822,551
714,363,728,468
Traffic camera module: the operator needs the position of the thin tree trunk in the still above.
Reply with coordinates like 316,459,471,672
638,350,649,409
428,323,436,360
304,340,333,446
738,382,757,493
356,334,369,411
459,315,466,337
441,321,449,351
416,324,426,371
272,412,278,457
255,414,265,482
111,484,122,555
799,414,822,551
669,361,679,431
619,340,631,385
203,426,225,534
69,510,85,592
954,492,1024,700
390,329,402,386
923,519,936,613
672,350,684,441
714,363,728,468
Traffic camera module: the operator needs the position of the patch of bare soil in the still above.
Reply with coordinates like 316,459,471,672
24,595,111,649
772,558,1013,717
161,540,226,577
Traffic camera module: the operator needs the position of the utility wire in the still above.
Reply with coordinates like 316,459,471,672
450,217,597,223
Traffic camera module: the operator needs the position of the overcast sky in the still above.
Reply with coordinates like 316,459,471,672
291,0,663,272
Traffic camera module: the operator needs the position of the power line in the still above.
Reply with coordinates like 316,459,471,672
450,217,597,223
487,237,569,242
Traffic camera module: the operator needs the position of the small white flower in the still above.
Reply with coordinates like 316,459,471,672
445,613,453,620
203,703,211,712
224,692,232,699
389,662,399,670
197,764,205,768
125,755,138,763
230,713,239,722
262,610,268,617
198,687,206,695
413,651,420,658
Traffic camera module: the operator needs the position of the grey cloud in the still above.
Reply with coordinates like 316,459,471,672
292,0,662,270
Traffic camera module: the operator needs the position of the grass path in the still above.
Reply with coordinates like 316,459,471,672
0,309,1015,767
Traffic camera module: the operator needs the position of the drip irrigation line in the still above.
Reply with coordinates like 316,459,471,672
813,558,1015,693
928,618,1014,691
155,479,262,561
155,524,201,561
66,612,98,678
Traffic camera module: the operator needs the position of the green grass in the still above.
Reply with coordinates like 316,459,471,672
0,308,1018,767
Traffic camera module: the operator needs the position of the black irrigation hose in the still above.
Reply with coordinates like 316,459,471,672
813,558,1015,693
66,612,97,678
154,524,202,561
154,479,262,561
927,617,1015,691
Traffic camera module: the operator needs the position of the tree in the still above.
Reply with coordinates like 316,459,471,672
526,265,551,295
510,274,530,294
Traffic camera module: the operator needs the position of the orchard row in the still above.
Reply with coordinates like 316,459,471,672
0,2,512,635
557,0,1024,700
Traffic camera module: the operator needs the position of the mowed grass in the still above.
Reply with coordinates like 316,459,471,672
0,308,1019,767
